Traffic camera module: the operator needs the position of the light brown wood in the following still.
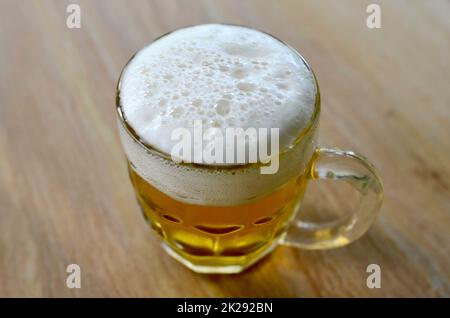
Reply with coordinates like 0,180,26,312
0,0,449,297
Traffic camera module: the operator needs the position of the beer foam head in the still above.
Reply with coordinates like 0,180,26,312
119,24,316,163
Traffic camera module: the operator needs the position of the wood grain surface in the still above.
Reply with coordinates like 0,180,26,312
0,0,449,297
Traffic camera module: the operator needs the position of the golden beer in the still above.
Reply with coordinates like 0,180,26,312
128,161,311,271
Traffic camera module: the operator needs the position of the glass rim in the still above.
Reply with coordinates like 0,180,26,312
115,23,321,170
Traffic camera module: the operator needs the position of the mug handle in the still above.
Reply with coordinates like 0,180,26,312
281,147,384,249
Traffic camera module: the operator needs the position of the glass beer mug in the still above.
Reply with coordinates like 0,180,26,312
116,24,383,274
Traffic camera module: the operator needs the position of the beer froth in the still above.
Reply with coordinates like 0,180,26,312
119,24,316,161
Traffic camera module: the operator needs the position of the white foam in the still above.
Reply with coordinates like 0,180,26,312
118,24,318,205
119,24,316,160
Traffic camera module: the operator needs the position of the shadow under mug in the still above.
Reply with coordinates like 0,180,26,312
116,24,384,274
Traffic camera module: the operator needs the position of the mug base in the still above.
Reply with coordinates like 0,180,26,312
161,240,278,274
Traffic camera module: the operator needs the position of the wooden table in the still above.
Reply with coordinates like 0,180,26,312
0,0,449,297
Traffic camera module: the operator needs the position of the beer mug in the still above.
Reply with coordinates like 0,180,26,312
116,24,383,273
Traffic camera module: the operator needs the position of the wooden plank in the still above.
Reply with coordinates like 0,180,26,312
0,0,448,297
